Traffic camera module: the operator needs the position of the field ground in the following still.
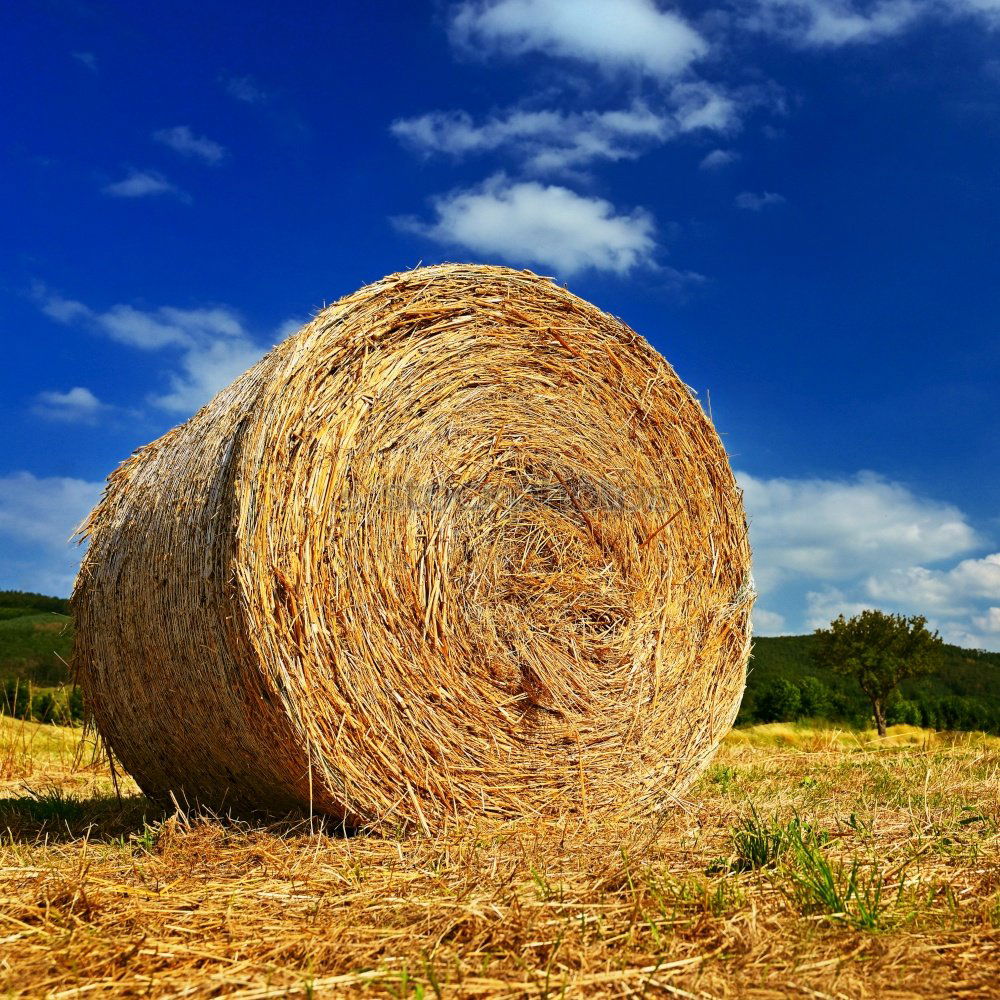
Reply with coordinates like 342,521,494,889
1,719,998,998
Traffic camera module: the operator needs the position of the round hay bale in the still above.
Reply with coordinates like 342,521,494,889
73,264,753,830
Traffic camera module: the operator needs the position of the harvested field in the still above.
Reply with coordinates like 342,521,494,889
1,717,997,998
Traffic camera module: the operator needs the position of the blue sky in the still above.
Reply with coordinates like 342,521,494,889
2,0,999,646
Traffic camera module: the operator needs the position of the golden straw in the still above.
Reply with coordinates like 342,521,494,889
73,264,754,831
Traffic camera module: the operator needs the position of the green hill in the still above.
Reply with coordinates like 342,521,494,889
744,633,1000,731
0,591,73,685
0,591,76,722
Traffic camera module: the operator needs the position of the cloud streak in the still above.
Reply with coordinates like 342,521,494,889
153,126,227,164
735,190,786,210
744,0,1000,47
33,287,274,415
103,169,186,200
392,85,742,174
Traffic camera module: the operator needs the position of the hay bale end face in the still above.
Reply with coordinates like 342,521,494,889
73,264,753,830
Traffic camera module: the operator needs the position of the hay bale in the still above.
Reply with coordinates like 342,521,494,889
73,264,753,830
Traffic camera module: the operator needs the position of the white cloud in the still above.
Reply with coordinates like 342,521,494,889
735,190,786,210
72,51,97,72
0,472,104,596
738,470,980,594
32,387,107,424
97,304,245,350
153,126,227,164
0,474,100,549
972,606,1000,634
224,75,269,104
151,334,266,414
275,317,307,339
746,0,923,45
805,580,1000,648
449,0,707,78
392,86,742,174
744,0,1000,46
103,169,185,200
36,287,91,324
739,469,1000,648
671,82,740,133
396,174,656,276
804,587,876,629
865,553,1000,614
392,104,671,173
700,148,739,169
753,607,788,633
35,288,272,416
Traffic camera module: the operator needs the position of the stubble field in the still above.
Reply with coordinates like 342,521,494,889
1,717,997,998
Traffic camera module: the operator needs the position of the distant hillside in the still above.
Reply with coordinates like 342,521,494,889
0,590,69,620
744,633,1000,731
0,591,74,686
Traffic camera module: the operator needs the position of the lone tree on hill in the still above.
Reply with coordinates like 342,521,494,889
813,609,943,737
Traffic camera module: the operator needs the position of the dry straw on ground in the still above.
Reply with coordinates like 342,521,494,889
72,264,753,831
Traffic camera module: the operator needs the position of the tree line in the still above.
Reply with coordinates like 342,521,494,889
741,609,1000,735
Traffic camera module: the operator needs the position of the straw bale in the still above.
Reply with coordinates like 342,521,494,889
72,264,753,830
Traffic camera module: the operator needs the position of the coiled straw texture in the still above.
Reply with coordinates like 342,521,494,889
73,264,753,831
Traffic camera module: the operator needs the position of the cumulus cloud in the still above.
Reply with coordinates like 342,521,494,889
972,606,1000,634
753,607,788,632
865,553,1000,614
396,174,657,275
739,469,1000,648
0,472,104,596
150,332,266,414
740,471,980,594
803,587,877,628
671,82,740,132
735,190,786,210
103,169,185,200
153,126,227,164
745,0,921,45
449,0,707,78
32,387,108,424
33,287,273,415
98,305,245,350
36,288,91,325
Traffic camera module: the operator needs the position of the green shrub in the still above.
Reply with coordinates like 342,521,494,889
756,678,802,722
31,691,57,724
2,678,31,718
886,698,921,726
798,676,831,717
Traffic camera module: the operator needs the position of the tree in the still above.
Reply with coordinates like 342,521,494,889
798,676,831,718
886,698,921,727
813,610,943,737
756,678,802,722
